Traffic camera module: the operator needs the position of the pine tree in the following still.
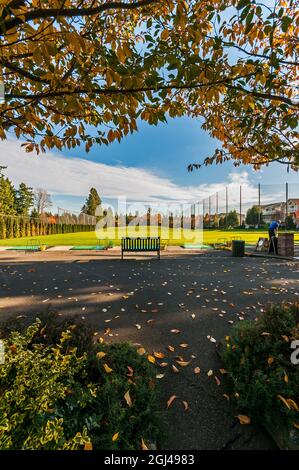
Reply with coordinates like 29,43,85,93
15,183,34,216
30,208,39,219
226,210,239,228
0,171,16,215
82,188,101,216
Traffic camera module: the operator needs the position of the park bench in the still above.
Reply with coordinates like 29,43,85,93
121,237,160,260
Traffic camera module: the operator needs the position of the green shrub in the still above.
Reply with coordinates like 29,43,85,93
25,220,30,237
5,217,13,238
0,317,161,450
0,215,6,239
13,218,19,238
30,220,36,236
19,218,26,237
0,217,96,240
0,312,94,357
221,303,299,433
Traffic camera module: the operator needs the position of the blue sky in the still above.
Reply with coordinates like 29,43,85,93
60,116,299,186
2,116,299,214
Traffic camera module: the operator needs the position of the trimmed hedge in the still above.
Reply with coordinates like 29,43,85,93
0,215,95,240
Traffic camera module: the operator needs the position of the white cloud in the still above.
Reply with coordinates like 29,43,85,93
0,139,260,208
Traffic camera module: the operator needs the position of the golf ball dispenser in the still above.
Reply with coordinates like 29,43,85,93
278,233,294,257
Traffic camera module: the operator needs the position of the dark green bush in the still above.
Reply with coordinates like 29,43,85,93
0,317,161,450
221,303,299,433
0,312,94,356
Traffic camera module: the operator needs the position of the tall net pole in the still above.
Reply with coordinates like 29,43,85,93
258,184,261,228
226,187,228,229
286,182,289,231
240,185,242,227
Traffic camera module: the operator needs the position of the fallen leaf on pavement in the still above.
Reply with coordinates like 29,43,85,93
236,414,251,425
147,355,156,364
214,376,221,386
176,360,191,367
182,401,189,412
167,395,177,409
154,351,165,359
156,374,165,379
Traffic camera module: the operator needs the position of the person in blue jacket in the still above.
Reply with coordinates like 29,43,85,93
268,220,281,253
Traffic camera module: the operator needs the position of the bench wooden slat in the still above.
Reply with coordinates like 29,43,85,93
121,237,160,259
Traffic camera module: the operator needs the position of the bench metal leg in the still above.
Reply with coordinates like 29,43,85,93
121,249,124,260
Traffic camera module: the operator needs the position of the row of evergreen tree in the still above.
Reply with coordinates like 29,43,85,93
0,167,101,240
0,216,94,240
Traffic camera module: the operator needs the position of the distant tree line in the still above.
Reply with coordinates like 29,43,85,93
245,206,263,227
0,167,96,240
203,210,241,229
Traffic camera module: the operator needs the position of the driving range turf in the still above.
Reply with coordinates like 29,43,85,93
0,227,298,247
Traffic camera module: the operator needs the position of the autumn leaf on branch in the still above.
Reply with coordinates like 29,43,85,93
0,0,297,168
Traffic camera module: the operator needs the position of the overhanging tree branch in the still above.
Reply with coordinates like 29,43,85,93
5,77,299,109
1,0,159,33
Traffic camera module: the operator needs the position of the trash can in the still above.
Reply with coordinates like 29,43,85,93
232,240,245,257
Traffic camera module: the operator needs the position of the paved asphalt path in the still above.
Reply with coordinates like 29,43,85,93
1,250,299,450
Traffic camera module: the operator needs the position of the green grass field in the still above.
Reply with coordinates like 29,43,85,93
0,226,298,247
